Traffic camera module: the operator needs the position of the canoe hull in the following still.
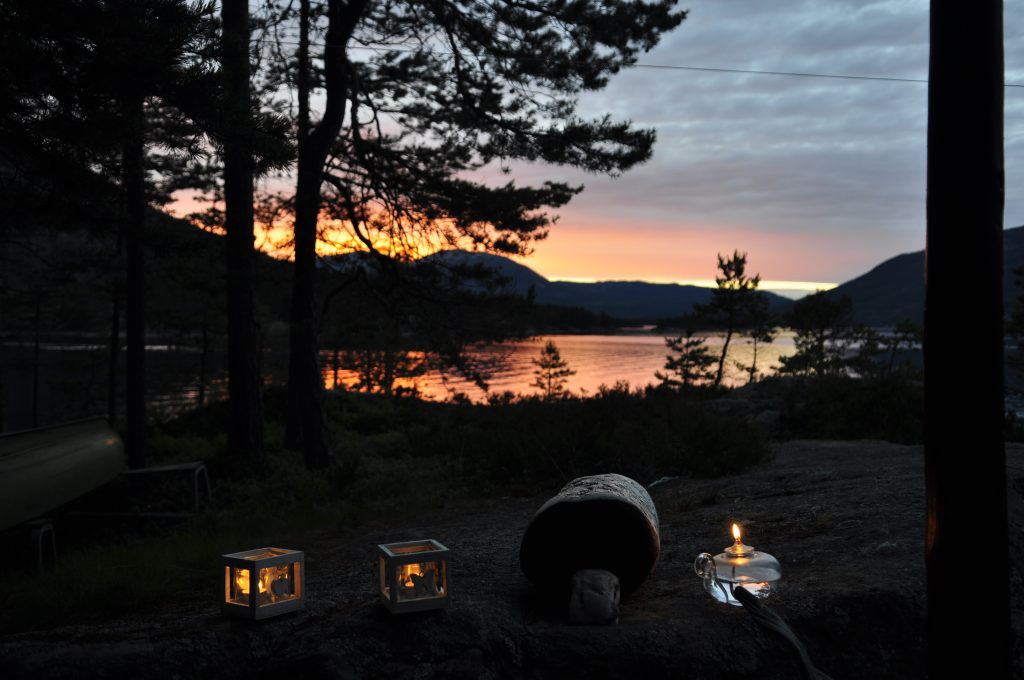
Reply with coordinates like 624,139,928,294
0,418,124,531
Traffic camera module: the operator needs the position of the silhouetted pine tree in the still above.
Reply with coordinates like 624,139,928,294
2,1,291,464
221,0,265,467
733,292,776,384
262,0,686,468
778,291,853,377
531,341,575,400
656,327,715,389
1,0,220,465
695,250,762,387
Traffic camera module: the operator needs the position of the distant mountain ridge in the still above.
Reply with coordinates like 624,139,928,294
324,227,1024,328
828,225,1024,326
425,251,794,322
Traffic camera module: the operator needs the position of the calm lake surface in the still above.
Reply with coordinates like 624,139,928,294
1,331,797,430
321,331,798,401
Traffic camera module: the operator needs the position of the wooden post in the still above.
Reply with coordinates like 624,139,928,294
925,1,1009,674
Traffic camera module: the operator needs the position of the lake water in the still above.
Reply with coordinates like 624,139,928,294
1,331,797,430
321,331,798,401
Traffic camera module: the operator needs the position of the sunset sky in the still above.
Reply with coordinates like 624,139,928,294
493,0,1024,292
177,0,1024,296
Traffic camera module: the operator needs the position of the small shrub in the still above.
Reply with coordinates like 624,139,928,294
775,374,923,443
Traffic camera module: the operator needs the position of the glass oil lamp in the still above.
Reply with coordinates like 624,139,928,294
694,523,780,606
378,539,450,613
222,547,304,619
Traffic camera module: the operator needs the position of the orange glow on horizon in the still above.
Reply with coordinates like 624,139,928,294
254,215,450,261
166,189,845,287
547,275,837,292
169,189,464,262
506,220,850,292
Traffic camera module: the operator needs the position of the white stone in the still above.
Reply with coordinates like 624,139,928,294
569,569,620,625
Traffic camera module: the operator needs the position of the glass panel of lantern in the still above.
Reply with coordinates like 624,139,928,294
377,539,450,613
221,547,305,619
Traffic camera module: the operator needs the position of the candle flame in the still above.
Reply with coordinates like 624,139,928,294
399,563,424,588
235,569,266,595
235,566,291,602
732,523,741,541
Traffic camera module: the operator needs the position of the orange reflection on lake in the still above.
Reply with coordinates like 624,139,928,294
320,333,796,402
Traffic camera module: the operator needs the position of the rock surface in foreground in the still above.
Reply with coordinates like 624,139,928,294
2,441,1023,679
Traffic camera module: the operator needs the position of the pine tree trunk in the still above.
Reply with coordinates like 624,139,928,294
286,0,368,469
290,169,331,467
222,0,265,466
31,290,41,428
284,0,311,451
385,348,395,395
749,338,758,384
714,325,733,387
123,96,147,469
107,237,121,423
332,346,340,389
198,323,209,408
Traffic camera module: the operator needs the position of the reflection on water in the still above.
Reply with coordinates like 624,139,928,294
322,348,428,396
1,332,797,430
0,342,229,431
322,332,797,402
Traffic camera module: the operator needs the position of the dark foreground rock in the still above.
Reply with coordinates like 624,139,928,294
3,441,1023,679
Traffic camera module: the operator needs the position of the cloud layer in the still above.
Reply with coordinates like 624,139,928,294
506,0,1024,285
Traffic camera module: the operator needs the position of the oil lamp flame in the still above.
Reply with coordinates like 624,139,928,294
725,522,753,557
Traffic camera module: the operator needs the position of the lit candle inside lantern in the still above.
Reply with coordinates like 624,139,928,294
235,569,253,594
399,563,423,590
378,540,450,613
238,565,294,603
694,523,781,606
222,547,304,620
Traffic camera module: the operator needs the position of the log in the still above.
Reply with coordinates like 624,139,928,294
519,473,660,595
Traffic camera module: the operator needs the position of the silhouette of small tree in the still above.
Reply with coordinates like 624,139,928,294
778,291,854,376
846,320,921,379
656,326,716,389
696,251,762,387
733,292,777,384
531,340,576,400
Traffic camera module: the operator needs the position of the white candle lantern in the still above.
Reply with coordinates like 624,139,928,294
222,547,305,619
378,539,450,613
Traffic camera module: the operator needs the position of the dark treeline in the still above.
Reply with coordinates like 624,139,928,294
655,252,922,388
0,210,623,428
0,0,685,470
646,251,927,444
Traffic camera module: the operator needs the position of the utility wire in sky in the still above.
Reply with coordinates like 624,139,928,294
257,38,1024,88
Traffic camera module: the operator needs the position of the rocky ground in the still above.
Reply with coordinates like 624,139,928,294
2,441,1022,679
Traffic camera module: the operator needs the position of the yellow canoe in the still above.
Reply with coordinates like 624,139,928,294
0,418,124,531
